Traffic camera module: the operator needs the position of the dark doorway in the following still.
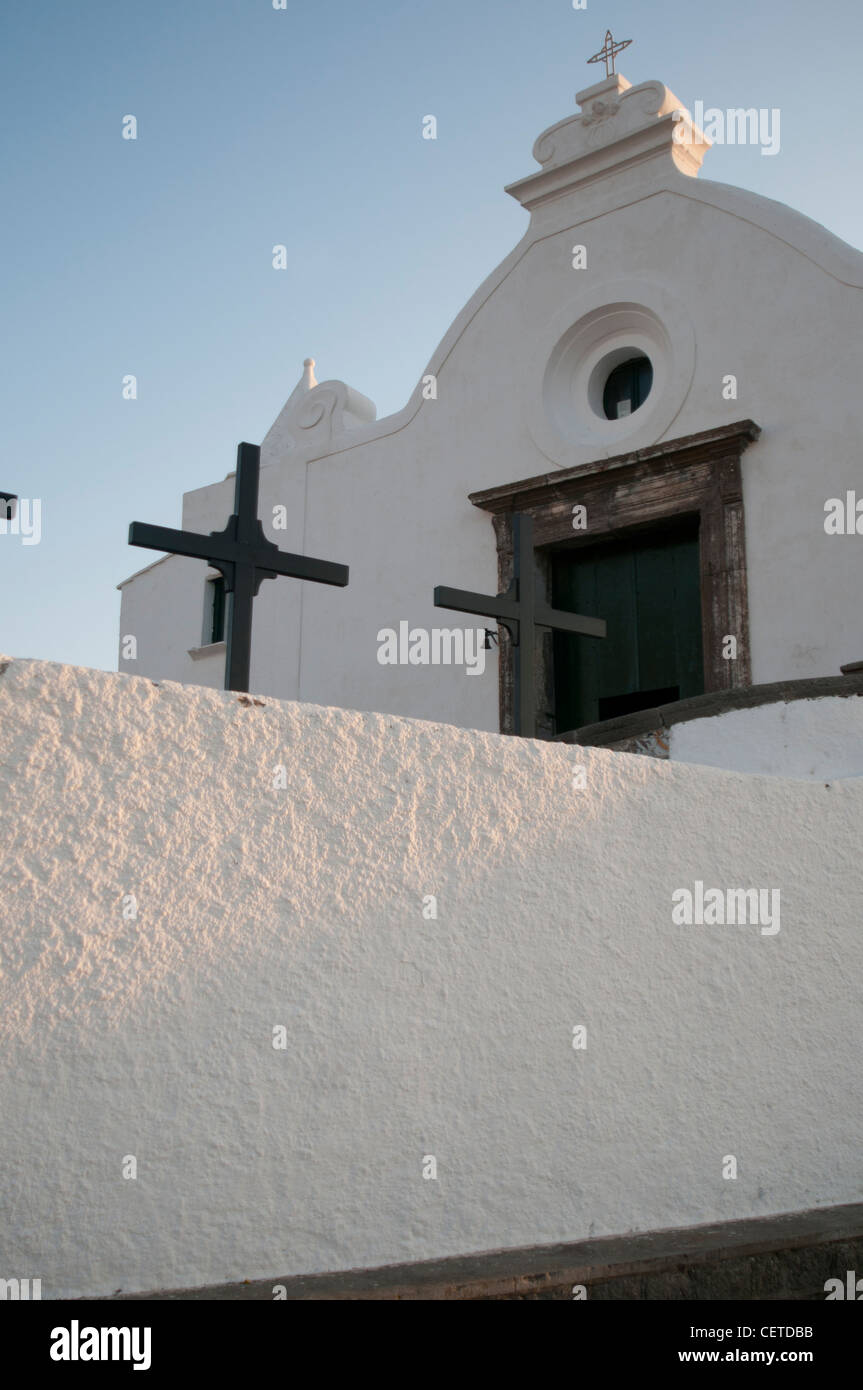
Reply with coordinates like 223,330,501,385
551,520,704,733
597,685,680,722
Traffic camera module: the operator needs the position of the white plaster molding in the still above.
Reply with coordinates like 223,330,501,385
664,181,863,290
507,76,710,212
187,642,226,662
290,379,377,444
262,362,377,458
525,279,697,465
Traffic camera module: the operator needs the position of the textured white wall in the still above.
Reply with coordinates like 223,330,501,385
2,656,861,1299
669,696,863,779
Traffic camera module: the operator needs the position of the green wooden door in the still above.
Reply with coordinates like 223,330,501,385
552,523,704,733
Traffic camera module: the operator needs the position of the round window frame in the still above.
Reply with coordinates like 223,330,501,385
525,280,696,464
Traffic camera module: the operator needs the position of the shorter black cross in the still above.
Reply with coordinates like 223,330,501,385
129,442,349,692
434,513,606,737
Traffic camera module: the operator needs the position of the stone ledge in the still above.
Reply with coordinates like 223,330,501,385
555,673,863,749
97,1202,863,1301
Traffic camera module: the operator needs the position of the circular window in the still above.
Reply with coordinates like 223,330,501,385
531,286,695,457
602,355,653,420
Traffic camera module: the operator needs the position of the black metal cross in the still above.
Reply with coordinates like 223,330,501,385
587,29,632,79
434,513,606,737
128,442,349,692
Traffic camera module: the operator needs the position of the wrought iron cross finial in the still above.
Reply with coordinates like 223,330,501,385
587,29,632,79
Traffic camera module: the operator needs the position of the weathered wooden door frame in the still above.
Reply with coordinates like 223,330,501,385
468,420,761,737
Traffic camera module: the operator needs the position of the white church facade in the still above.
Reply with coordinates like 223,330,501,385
118,69,863,762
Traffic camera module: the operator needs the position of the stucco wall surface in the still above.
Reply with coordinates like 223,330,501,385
669,696,863,779
1,656,861,1298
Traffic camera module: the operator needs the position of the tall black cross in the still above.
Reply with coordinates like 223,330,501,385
434,513,606,737
128,442,348,692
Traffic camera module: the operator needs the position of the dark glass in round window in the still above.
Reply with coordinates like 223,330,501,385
602,356,653,420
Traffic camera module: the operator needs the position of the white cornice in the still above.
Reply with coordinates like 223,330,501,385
505,76,710,212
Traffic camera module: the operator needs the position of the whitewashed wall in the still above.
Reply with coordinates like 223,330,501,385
1,657,861,1298
669,696,863,779
118,75,863,731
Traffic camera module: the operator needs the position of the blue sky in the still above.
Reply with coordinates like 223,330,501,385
2,0,861,674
